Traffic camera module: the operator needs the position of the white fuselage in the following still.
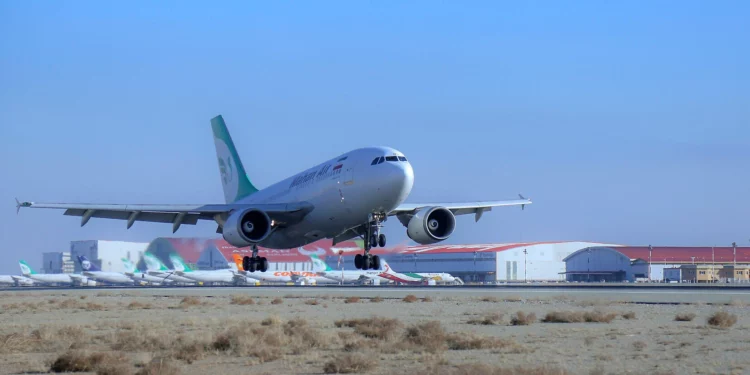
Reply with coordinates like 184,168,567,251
318,269,387,284
25,273,76,285
83,271,134,285
179,270,240,284
241,147,414,249
127,272,174,285
0,275,16,285
149,272,196,284
243,270,337,284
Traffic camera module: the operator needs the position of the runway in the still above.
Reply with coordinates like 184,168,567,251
4,285,750,305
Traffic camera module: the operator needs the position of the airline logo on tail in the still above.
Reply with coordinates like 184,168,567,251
169,254,190,273
309,254,333,272
143,253,168,271
77,256,101,272
211,115,258,203
19,260,33,275
122,258,136,273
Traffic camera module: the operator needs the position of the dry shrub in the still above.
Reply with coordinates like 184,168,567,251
504,296,523,302
335,317,402,340
127,302,153,310
85,302,106,311
271,298,283,305
707,311,738,328
113,330,169,352
675,313,696,322
467,313,504,325
170,337,208,364
344,296,360,304
305,299,320,306
542,311,616,324
79,295,88,300
230,295,255,305
479,296,500,303
417,363,570,375
97,363,132,375
422,296,433,302
0,332,38,354
510,311,537,326
446,334,513,350
403,295,419,303
134,358,179,375
178,297,202,307
370,296,384,303
213,319,324,361
622,311,636,320
633,341,647,351
50,351,126,373
261,315,282,326
404,321,447,353
59,299,81,309
323,353,376,374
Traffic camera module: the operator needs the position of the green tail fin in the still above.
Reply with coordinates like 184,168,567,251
169,253,192,272
310,254,333,272
19,260,35,275
211,115,258,203
122,258,136,273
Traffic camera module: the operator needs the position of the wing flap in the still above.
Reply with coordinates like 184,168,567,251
390,198,531,221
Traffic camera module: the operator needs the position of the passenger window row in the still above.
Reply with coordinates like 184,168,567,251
370,155,408,165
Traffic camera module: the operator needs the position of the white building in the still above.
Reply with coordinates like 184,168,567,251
70,240,149,273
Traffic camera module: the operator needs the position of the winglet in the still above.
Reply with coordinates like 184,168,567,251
519,194,529,210
15,198,31,215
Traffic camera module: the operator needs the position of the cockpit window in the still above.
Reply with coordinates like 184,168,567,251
385,156,398,162
371,158,379,165
398,156,407,161
378,156,385,164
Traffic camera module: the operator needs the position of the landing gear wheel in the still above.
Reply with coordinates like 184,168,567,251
354,254,363,269
361,256,372,270
259,257,269,272
370,234,378,248
378,234,386,248
372,255,381,270
242,256,252,272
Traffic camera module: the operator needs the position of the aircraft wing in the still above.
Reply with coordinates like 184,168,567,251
16,200,314,232
390,196,532,222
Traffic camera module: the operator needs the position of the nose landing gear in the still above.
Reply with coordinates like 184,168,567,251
356,213,386,270
242,244,269,272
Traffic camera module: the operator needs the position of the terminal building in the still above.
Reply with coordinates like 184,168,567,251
69,240,149,273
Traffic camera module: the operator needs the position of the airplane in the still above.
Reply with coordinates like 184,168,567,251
0,275,34,286
77,255,134,285
378,259,460,285
17,115,531,272
230,254,335,285
142,253,197,284
18,260,84,286
169,253,248,285
121,258,173,285
309,254,385,284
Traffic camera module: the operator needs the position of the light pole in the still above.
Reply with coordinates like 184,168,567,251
523,249,528,282
648,245,652,282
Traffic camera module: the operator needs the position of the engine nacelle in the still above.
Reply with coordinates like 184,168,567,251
222,208,272,247
406,206,456,245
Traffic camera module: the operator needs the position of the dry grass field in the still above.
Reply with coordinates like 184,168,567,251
0,289,747,375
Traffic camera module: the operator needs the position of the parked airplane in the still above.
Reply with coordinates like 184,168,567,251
0,274,34,286
309,254,384,284
77,256,133,284
230,254,334,285
378,259,460,285
169,253,248,285
122,258,173,285
142,253,196,284
18,115,531,272
18,260,83,285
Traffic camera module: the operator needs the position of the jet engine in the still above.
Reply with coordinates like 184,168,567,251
405,206,456,245
222,208,272,247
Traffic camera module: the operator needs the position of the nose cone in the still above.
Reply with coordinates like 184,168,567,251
386,161,414,206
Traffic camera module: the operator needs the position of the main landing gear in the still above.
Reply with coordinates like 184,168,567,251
242,244,269,272
354,213,386,270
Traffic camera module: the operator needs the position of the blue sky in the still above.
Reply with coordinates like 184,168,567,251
1,1,748,273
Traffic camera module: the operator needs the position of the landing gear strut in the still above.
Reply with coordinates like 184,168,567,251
242,244,269,272
355,213,386,270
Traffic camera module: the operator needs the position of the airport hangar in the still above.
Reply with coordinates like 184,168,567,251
564,246,750,283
